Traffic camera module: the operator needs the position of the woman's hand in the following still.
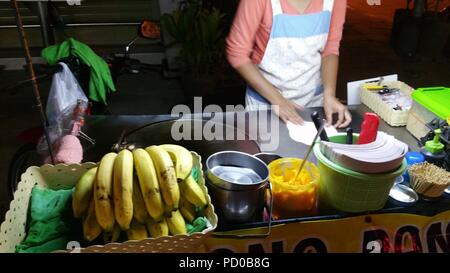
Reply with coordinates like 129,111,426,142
324,95,352,128
270,95,305,125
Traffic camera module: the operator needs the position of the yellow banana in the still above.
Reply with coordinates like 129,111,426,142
179,196,196,223
160,144,193,180
113,149,134,230
132,175,149,224
127,219,149,241
179,175,207,208
103,223,122,244
95,152,117,232
72,167,98,219
133,148,164,221
83,199,102,242
146,146,180,212
147,218,169,238
166,210,187,235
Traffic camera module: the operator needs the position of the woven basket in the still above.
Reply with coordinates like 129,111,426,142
360,81,414,127
0,152,218,253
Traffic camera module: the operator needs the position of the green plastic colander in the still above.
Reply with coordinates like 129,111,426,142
313,134,407,213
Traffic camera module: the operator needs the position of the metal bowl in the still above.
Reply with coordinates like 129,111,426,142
125,119,261,167
206,151,270,224
389,184,419,206
206,151,269,191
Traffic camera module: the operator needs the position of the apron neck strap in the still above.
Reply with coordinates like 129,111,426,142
272,0,334,16
323,0,335,12
270,0,283,16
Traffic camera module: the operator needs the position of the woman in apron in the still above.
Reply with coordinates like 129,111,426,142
227,0,351,128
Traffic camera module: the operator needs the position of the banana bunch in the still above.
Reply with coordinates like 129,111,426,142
72,144,209,244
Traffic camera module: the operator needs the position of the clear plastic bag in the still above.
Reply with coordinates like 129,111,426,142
46,62,88,125
37,63,89,157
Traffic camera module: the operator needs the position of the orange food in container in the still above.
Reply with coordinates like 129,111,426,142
268,158,320,220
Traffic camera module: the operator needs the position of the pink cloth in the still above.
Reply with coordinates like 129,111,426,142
45,135,83,164
226,0,347,68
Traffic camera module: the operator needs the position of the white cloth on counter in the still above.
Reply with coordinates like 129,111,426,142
286,121,338,145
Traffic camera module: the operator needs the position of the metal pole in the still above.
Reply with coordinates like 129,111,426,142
10,0,55,164
36,1,52,47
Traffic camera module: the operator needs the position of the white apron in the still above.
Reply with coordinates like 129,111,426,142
246,0,334,109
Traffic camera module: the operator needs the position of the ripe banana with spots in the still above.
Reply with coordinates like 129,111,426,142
132,175,149,224
146,145,180,212
113,149,134,230
127,219,149,241
147,218,169,238
73,167,97,219
179,196,196,223
179,174,207,208
133,148,164,221
95,152,117,232
166,210,187,235
160,144,193,180
103,223,122,244
83,199,102,242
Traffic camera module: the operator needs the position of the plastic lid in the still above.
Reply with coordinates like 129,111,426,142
425,129,445,154
405,151,425,165
412,87,450,120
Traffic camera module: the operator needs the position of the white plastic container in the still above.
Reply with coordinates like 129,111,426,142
360,81,414,127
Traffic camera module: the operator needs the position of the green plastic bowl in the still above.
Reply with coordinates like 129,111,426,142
313,134,407,213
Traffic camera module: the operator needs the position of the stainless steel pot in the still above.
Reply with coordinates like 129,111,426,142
254,153,282,166
206,151,271,226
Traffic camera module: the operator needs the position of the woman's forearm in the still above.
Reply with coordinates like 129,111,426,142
321,54,339,99
236,62,282,104
321,54,352,128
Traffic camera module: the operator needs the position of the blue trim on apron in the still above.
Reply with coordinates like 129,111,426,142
314,85,325,96
271,11,332,39
246,86,270,104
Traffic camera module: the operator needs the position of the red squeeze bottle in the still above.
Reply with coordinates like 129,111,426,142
357,113,380,144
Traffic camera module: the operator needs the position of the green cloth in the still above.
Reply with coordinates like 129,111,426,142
41,38,116,104
185,168,210,234
186,217,209,234
16,187,74,253
191,166,200,182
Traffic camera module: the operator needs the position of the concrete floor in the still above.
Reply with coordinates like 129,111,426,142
0,0,450,221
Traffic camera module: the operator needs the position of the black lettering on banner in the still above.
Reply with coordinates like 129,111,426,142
394,226,423,253
212,248,235,254
362,229,391,253
293,238,327,253
427,222,450,253
248,241,283,253
248,243,265,253
272,241,284,253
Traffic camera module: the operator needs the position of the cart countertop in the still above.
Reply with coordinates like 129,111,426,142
83,104,420,162
82,104,450,229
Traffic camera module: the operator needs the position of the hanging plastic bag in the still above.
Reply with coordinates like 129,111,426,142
46,62,88,125
37,62,89,159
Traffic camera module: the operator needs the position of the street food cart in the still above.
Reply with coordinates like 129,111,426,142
3,105,447,253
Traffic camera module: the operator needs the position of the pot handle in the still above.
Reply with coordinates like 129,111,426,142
211,183,273,239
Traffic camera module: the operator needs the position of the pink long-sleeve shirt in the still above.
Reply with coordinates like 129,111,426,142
226,0,347,69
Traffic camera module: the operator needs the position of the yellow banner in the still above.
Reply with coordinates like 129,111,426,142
205,211,450,253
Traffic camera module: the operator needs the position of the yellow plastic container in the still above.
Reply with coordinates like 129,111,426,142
268,158,320,220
